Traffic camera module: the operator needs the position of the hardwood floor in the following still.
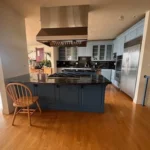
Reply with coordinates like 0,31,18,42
0,85,150,150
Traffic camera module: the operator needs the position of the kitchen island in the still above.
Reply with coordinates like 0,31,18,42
7,73,111,112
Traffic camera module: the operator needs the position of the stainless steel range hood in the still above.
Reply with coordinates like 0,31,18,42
36,5,89,47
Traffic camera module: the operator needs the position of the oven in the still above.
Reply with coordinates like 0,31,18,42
116,55,122,71
115,71,121,82
115,55,123,82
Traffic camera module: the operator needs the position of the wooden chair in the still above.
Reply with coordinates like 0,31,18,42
6,83,42,126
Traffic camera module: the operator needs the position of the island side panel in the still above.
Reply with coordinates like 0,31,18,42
37,84,56,109
55,85,81,111
24,83,108,113
80,84,107,112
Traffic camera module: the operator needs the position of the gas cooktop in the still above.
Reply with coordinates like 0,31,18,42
48,73,91,78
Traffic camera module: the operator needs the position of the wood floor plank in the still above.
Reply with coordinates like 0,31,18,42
0,85,150,150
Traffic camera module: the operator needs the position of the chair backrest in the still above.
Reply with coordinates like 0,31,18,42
6,83,32,105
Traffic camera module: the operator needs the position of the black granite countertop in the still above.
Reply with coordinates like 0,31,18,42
7,73,111,85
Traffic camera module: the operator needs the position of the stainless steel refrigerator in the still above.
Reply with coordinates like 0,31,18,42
120,37,142,99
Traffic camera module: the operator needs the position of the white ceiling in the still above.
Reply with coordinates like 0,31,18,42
3,0,150,46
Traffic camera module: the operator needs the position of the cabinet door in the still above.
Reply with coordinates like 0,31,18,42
114,39,120,55
37,84,56,109
99,45,105,60
59,47,77,61
92,45,99,61
66,47,71,60
58,85,80,105
125,30,136,42
118,36,125,56
59,47,66,60
78,47,86,56
106,45,113,60
66,47,77,61
101,69,112,80
81,85,104,107
113,40,117,53
71,47,77,60
86,42,92,56
111,69,115,83
136,25,144,37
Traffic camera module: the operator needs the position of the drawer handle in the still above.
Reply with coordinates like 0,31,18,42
34,84,38,87
81,85,84,89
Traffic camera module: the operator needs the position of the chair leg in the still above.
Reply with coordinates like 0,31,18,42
27,106,31,126
12,107,18,126
36,101,42,113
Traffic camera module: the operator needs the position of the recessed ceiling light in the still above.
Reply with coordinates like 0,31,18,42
119,15,124,21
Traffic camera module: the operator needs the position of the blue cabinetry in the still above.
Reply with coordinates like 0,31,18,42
26,83,108,113
38,84,56,109
81,85,105,112
57,85,80,105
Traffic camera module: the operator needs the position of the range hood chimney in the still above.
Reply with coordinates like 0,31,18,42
36,5,89,47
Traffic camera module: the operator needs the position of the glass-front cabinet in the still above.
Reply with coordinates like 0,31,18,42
59,47,77,61
99,45,105,60
92,45,99,61
59,47,66,60
106,45,113,60
92,43,113,61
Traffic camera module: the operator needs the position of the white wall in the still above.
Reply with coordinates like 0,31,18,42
0,1,29,79
134,11,150,105
0,1,29,114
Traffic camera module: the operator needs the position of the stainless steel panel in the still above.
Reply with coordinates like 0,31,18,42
120,44,140,98
40,5,89,28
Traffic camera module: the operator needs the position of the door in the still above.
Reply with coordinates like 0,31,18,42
36,48,44,62
120,44,141,98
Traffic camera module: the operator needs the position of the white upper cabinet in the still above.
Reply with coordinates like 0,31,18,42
114,18,145,56
106,45,113,60
92,45,99,61
77,43,92,57
89,41,113,61
78,47,86,57
116,35,125,56
59,47,78,61
113,39,117,53
136,22,144,37
86,42,93,56
125,29,137,42
99,45,106,60
125,19,144,42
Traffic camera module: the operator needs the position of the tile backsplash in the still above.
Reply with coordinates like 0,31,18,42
57,61,115,69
